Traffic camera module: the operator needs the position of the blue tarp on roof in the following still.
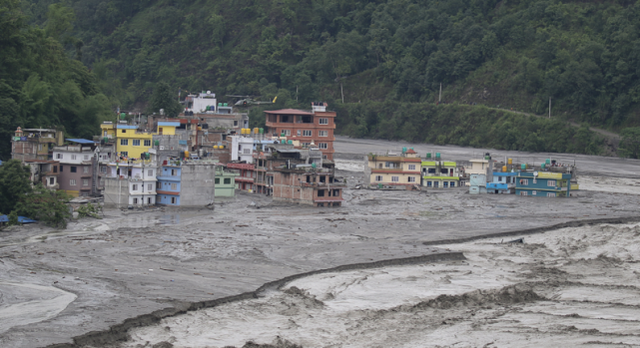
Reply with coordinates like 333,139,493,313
0,215,38,224
0,160,3,166
66,138,95,144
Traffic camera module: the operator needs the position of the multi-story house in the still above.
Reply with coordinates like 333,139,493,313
214,165,239,198
103,150,158,207
263,102,337,160
515,171,573,197
11,127,64,161
421,153,459,188
156,160,216,206
115,123,154,159
365,149,422,189
53,144,100,197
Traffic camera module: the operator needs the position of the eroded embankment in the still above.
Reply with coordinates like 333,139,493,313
47,252,464,348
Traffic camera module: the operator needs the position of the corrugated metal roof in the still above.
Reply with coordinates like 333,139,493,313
66,138,95,144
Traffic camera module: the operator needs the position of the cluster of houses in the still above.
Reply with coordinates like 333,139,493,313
365,149,578,198
8,91,578,211
10,93,344,208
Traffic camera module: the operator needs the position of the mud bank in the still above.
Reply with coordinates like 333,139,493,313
110,222,640,348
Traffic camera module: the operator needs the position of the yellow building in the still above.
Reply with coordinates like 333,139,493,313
100,122,117,139
157,121,179,135
366,149,421,188
421,160,460,188
116,124,154,158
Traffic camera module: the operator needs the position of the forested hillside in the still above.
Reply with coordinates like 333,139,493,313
6,0,640,158
0,0,111,159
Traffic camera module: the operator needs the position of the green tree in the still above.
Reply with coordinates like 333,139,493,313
619,127,640,159
147,82,182,117
15,183,71,228
0,159,31,214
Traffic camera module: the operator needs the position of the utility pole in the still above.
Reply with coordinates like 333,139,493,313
439,83,443,103
548,97,551,119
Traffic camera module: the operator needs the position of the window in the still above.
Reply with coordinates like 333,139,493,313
120,139,128,146
53,166,57,173
375,175,383,182
520,191,528,196
83,179,89,186
133,198,138,204
547,180,556,187
519,179,529,185
303,130,312,137
171,197,176,204
444,182,449,188
498,176,503,182
319,118,328,125
71,166,77,173
121,151,128,157
434,181,439,188
148,184,153,191
60,165,63,172
38,144,43,151
148,170,153,176
547,192,556,197
133,139,141,146
56,153,63,159
408,177,416,183
121,129,126,133
84,166,89,173
243,148,251,154
318,190,325,197
233,121,238,127
144,140,151,147
49,178,55,185
450,181,456,187
84,155,89,160
70,179,76,186
408,164,416,171
224,178,231,184
428,168,436,174
132,184,138,191
148,198,152,204
427,181,432,187
71,155,77,160
532,190,537,196
215,178,220,184
281,129,291,136
319,143,328,149
171,169,177,176
391,176,399,182
171,183,177,190
316,130,327,137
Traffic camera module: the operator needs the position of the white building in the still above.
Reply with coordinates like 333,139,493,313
103,149,158,207
230,135,254,163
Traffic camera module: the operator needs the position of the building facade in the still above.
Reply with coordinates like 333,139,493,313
227,162,254,192
156,161,216,207
263,102,337,160
53,145,99,197
214,165,239,198
103,154,157,207
421,155,459,188
515,172,572,197
11,127,64,161
366,149,421,189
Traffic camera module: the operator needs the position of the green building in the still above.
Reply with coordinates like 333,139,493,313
214,165,239,198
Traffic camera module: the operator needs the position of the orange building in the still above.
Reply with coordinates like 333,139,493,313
263,102,336,160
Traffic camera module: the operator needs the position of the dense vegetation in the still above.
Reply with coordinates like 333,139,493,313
335,102,603,154
0,159,71,227
0,0,112,159
4,0,640,157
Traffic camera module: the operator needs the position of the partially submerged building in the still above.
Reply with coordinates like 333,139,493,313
421,153,460,188
103,150,158,207
214,165,239,198
156,159,216,207
365,148,421,189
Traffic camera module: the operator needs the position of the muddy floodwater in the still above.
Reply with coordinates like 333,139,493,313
1,137,640,348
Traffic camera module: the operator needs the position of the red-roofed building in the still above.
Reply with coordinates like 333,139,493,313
264,102,337,160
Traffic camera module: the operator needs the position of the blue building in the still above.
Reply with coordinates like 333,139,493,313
515,172,572,197
486,172,518,194
157,165,182,205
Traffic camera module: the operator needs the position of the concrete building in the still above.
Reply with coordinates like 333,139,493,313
515,171,573,197
181,91,249,132
467,155,494,195
24,159,60,190
103,151,158,207
214,165,239,198
156,160,216,207
11,127,64,161
229,135,255,163
486,172,517,194
365,149,421,189
53,144,100,197
263,102,337,160
115,123,154,159
421,153,459,188
227,162,254,192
